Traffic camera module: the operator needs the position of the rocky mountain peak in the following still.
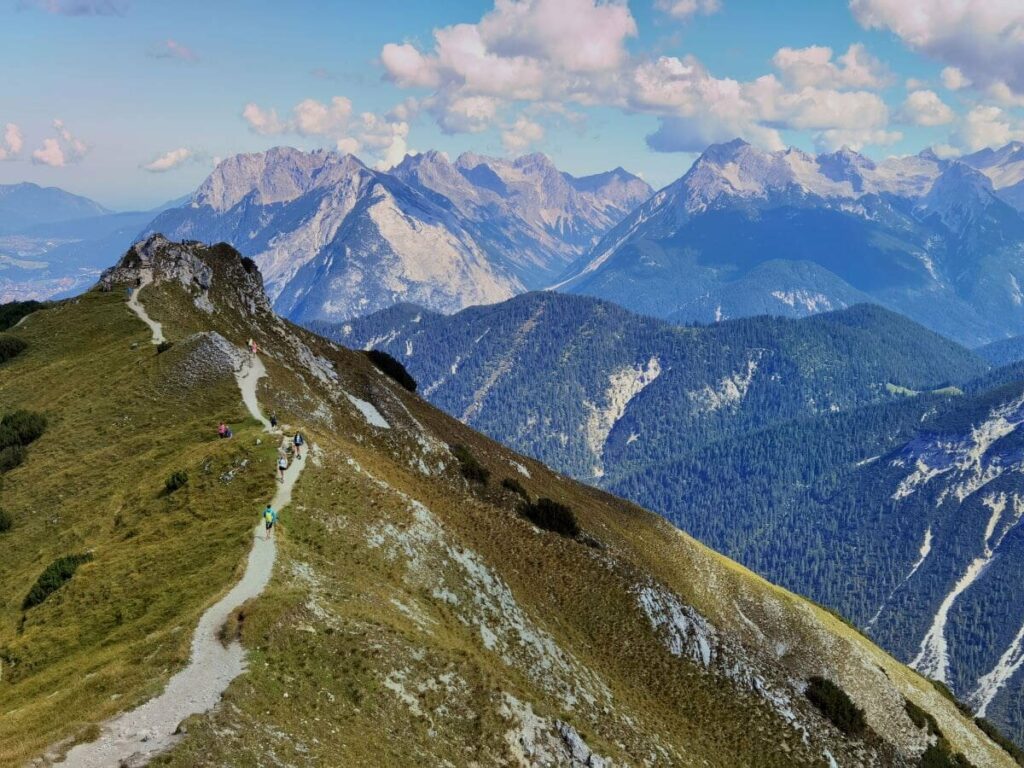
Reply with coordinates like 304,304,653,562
195,147,369,212
101,234,273,317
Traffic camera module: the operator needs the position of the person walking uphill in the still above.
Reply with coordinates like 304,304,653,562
278,455,288,482
263,504,277,539
293,431,304,460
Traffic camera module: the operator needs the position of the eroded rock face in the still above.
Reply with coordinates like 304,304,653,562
100,235,273,319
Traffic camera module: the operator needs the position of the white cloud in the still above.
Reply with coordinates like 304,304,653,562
241,103,286,135
243,97,352,137
374,0,904,155
931,143,961,158
655,0,721,20
940,66,970,91
501,114,545,151
953,105,1024,152
149,39,199,63
293,97,352,135
987,81,1024,109
772,43,889,90
142,147,193,172
852,0,1024,97
902,90,955,126
0,123,24,161
242,95,409,168
905,77,927,90
31,119,88,167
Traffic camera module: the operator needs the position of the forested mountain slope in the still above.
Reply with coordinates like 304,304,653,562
0,236,1013,767
333,292,987,480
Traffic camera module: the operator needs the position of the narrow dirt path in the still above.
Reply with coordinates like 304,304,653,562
125,270,165,345
57,324,304,766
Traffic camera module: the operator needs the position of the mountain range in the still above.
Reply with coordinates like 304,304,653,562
0,183,181,303
3,237,1018,765
332,290,1024,748
555,140,1024,346
143,147,651,323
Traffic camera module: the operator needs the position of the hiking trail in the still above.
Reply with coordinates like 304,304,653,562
125,270,165,345
58,294,304,767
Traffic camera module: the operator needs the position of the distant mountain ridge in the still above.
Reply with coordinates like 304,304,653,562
145,146,651,324
554,139,1024,346
0,182,111,234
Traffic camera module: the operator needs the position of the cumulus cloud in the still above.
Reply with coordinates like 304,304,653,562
243,97,352,137
852,0,1024,97
31,119,88,167
242,96,409,168
953,105,1024,152
142,147,194,172
940,66,970,91
654,0,721,20
21,0,127,15
377,0,903,155
149,39,198,63
772,43,889,89
501,114,545,151
901,89,955,126
0,123,24,161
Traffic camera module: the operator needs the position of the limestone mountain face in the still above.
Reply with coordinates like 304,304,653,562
555,139,1024,346
144,148,651,325
1,236,1016,766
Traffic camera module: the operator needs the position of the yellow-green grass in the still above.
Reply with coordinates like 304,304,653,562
0,290,277,763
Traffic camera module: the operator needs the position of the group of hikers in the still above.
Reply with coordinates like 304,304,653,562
265,431,304,538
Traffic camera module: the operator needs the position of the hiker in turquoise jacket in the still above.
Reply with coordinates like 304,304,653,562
263,504,277,538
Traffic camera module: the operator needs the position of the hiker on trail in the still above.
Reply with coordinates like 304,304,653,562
278,455,288,482
269,412,278,429
293,431,304,459
263,504,277,538
218,422,233,439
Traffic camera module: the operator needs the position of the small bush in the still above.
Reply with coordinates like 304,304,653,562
22,553,94,610
0,335,27,364
805,676,867,737
451,444,490,485
0,410,47,448
0,300,42,331
165,470,189,493
905,698,940,737
365,349,417,392
501,477,529,499
520,497,580,538
0,508,11,533
156,340,173,354
920,742,977,768
0,445,26,473
975,717,1024,765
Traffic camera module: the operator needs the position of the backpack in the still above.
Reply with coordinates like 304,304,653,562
264,508,274,522
294,433,303,446
278,458,287,470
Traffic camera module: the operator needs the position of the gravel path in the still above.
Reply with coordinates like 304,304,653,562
57,300,303,766
125,270,165,345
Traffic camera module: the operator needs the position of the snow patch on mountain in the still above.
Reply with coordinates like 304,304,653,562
583,356,661,478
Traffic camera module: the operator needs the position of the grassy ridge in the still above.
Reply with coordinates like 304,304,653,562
0,290,276,762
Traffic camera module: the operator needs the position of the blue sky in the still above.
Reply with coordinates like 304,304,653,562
1,0,1022,209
